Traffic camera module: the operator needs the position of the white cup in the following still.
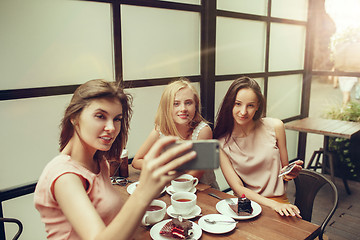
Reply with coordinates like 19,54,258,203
171,174,198,192
171,192,197,215
142,200,166,226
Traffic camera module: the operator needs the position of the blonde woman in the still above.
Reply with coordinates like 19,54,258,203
132,78,219,189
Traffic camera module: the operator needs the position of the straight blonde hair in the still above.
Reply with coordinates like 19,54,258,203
155,78,208,137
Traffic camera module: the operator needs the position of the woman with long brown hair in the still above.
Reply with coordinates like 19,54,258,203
34,79,196,239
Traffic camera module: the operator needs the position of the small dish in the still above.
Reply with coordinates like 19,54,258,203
165,185,196,196
198,214,236,234
150,219,202,240
216,198,262,220
127,182,165,196
166,205,201,219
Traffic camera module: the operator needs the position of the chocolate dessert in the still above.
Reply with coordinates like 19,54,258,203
229,194,253,216
160,218,192,239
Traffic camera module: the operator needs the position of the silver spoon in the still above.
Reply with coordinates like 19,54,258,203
204,218,236,224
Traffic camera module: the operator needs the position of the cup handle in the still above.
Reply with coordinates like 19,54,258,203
141,214,150,226
193,178,199,187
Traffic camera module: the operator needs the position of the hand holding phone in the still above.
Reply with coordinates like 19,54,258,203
278,162,296,178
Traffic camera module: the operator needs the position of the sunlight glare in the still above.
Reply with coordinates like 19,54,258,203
325,0,360,33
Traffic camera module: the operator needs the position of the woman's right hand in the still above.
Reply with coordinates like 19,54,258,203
135,136,196,202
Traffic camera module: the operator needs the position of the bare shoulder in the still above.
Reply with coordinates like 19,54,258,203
262,117,284,129
197,124,213,140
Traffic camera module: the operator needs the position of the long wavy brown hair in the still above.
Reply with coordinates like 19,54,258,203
213,76,265,142
59,79,133,161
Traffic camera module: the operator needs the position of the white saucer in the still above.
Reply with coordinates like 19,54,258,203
165,185,197,195
198,214,236,234
150,219,202,240
216,198,262,220
166,205,201,219
127,182,165,196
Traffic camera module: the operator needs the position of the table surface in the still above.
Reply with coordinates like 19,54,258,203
114,166,320,240
285,117,360,139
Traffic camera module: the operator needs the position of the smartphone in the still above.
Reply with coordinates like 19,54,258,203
278,162,296,177
163,139,220,170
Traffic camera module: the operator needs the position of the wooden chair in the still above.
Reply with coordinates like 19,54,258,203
294,169,338,240
0,217,23,240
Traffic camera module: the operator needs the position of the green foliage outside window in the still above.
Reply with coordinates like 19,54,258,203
323,101,360,181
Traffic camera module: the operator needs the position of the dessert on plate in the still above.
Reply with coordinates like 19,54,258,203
229,194,253,216
159,218,193,239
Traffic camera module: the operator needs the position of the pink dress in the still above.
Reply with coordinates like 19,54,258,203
34,154,123,240
219,118,286,198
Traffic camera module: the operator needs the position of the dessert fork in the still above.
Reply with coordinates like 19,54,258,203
225,198,236,205
204,218,236,224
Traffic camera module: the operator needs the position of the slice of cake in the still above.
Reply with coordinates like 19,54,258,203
160,218,193,239
229,194,253,216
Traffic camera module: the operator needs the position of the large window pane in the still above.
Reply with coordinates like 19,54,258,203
269,23,306,71
267,74,302,119
121,5,201,80
217,0,267,16
216,17,266,75
271,0,308,21
0,95,71,189
159,0,200,4
4,194,46,239
286,130,299,160
0,0,113,90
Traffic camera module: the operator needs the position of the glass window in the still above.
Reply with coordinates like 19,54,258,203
0,95,71,189
267,74,302,119
286,130,299,160
271,0,308,21
217,0,268,16
3,194,46,239
269,23,306,72
216,17,266,75
159,0,200,4
0,0,113,90
121,5,201,80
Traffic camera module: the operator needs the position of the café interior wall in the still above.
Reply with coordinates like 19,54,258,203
0,0,306,238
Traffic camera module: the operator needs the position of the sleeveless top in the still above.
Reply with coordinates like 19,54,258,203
159,121,219,189
34,154,123,240
218,118,286,197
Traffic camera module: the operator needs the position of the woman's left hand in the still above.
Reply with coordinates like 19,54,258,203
283,160,303,181
273,202,302,218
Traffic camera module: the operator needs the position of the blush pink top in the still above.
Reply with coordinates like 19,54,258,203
34,154,123,240
219,118,286,197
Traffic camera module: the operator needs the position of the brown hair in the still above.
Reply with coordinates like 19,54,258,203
59,79,132,161
213,76,264,140
154,78,207,137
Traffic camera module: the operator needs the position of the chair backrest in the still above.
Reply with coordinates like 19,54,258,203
0,218,23,240
294,169,338,240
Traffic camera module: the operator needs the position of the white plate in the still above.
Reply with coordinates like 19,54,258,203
216,198,262,220
167,205,201,219
198,214,236,234
150,219,202,240
165,185,197,195
127,182,165,196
